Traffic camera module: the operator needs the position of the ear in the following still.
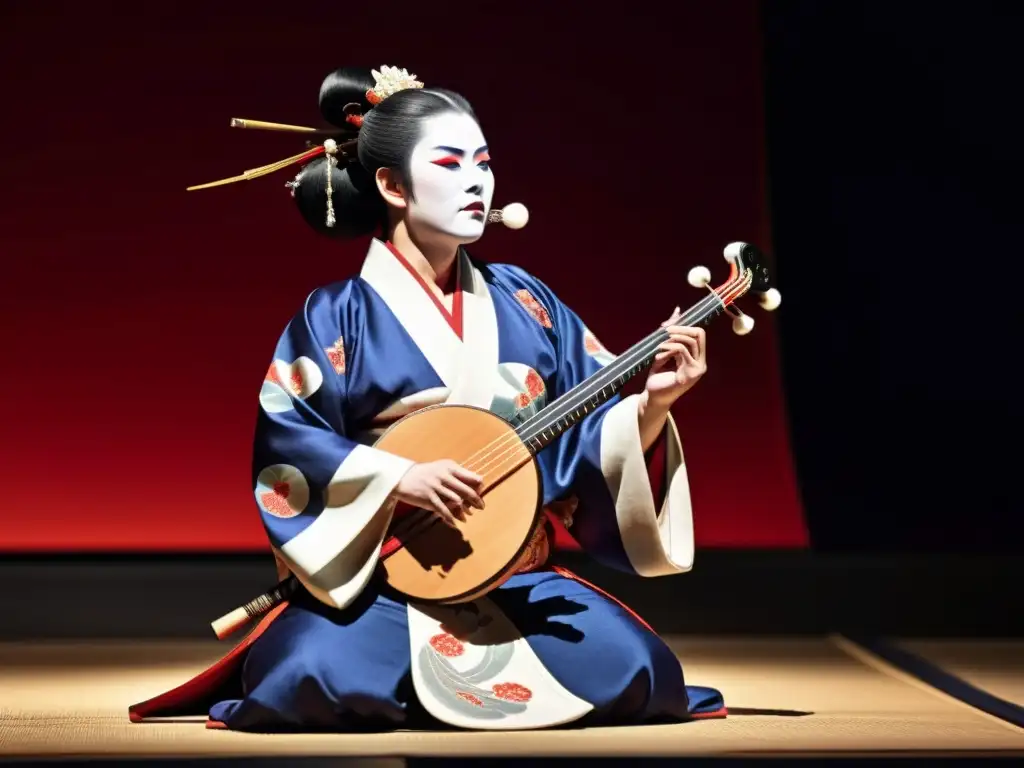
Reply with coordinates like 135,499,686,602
375,167,408,209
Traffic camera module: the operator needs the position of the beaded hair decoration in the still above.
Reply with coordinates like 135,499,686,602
185,66,425,228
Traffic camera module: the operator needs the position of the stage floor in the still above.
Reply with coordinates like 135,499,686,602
0,636,1021,761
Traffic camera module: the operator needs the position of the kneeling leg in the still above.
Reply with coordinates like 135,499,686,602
211,592,418,732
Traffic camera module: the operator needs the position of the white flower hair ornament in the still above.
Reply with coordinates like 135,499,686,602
339,65,425,129
368,66,425,104
184,64,528,231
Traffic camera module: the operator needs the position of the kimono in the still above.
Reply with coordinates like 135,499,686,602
129,239,725,732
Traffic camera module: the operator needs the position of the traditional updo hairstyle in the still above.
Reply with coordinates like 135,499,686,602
292,67,478,239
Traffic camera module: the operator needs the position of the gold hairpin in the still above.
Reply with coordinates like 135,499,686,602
229,118,336,135
185,120,357,192
186,114,361,228
186,147,326,191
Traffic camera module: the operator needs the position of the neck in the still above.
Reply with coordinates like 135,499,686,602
388,220,459,291
514,278,742,455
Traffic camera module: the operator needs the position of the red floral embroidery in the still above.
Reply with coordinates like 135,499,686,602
525,369,544,397
289,369,304,396
325,337,346,375
455,691,484,707
265,364,282,385
492,682,533,702
514,289,552,329
514,369,546,409
260,483,296,518
429,632,465,657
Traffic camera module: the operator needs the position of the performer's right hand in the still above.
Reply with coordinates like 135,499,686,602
395,460,485,529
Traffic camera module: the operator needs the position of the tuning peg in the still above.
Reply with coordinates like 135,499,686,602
687,266,712,288
723,242,749,263
757,288,782,311
731,312,755,336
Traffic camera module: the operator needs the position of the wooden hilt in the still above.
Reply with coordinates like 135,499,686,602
210,578,297,640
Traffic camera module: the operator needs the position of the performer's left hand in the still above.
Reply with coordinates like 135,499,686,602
644,308,707,410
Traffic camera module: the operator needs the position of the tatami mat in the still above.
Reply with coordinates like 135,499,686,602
0,637,1021,759
897,640,1024,708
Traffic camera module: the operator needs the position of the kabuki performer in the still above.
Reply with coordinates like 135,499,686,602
129,65,727,732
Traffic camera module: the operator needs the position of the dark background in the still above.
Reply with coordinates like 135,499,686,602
0,0,1021,639
765,0,1021,553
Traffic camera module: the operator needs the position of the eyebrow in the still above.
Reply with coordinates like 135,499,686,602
432,145,489,157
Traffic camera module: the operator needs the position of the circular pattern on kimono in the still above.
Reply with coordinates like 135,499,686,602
255,464,310,519
259,356,324,414
489,363,547,425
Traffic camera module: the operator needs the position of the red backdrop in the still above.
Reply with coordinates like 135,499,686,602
0,0,806,552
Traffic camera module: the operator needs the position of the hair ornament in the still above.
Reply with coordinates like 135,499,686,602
185,64,421,195
185,119,356,194
185,65,438,228
366,66,424,105
323,139,338,227
343,103,365,128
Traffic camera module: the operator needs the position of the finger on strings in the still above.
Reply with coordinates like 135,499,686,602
436,486,467,520
436,485,462,507
684,326,706,361
660,339,701,359
661,306,682,328
450,464,484,486
691,326,707,359
671,332,700,359
664,324,704,338
443,475,485,510
662,327,701,359
428,491,460,529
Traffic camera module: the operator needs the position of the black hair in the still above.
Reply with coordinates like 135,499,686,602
292,67,477,239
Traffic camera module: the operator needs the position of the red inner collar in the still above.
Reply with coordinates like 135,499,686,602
385,241,464,339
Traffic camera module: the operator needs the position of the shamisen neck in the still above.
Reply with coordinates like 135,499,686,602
515,283,735,455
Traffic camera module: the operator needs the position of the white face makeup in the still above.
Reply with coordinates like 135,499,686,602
404,112,495,242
